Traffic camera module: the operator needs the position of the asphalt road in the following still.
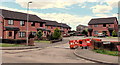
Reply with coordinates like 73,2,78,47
2,36,95,63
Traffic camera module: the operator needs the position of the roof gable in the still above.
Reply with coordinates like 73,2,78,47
88,17,117,25
44,20,61,27
59,23,71,29
0,9,44,23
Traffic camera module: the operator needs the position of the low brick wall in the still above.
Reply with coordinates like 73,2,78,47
1,39,35,46
50,39,62,43
1,39,26,44
91,40,120,51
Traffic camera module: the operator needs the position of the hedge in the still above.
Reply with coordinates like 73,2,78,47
91,40,120,51
1,39,26,44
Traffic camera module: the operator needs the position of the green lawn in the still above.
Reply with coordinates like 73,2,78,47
34,40,50,43
0,43,25,47
93,49,118,56
106,37,118,38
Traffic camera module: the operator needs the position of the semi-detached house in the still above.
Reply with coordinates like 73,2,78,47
0,9,71,41
44,20,71,34
88,17,118,36
0,9,46,40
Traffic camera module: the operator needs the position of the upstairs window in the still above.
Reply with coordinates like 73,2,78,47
94,25,98,27
31,22,35,26
40,23,43,27
8,20,14,25
20,21,25,26
103,24,106,27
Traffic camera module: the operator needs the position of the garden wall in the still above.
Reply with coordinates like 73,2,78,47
91,40,120,51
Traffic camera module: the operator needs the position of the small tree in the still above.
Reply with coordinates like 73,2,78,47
52,28,61,40
82,30,88,36
112,30,117,37
37,30,43,40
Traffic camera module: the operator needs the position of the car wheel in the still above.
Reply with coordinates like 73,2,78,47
85,46,88,49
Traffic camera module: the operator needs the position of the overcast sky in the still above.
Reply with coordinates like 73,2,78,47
0,0,119,30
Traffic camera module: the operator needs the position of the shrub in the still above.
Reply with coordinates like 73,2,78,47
47,34,54,40
37,30,43,40
112,30,117,37
1,39,26,44
52,28,61,40
82,30,88,36
92,40,120,51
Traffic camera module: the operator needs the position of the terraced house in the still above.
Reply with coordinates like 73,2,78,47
88,17,118,36
0,9,46,40
0,9,71,41
44,20,62,33
44,20,71,35
60,23,71,34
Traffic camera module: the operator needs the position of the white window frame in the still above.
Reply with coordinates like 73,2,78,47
94,25,98,27
20,21,25,26
19,32,26,37
8,20,14,25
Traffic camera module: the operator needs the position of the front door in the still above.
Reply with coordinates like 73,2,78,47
14,31,17,39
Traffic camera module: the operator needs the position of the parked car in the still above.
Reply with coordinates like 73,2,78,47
98,33,105,37
63,33,70,37
68,32,75,36
77,34,84,36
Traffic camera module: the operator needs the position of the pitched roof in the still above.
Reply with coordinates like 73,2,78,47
60,23,71,29
77,24,88,28
0,9,44,23
88,17,118,25
44,20,61,27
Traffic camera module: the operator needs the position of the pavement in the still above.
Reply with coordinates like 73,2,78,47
74,48,118,64
2,36,119,64
1,46,39,50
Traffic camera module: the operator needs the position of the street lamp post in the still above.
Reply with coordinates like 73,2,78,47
26,1,32,46
61,19,64,36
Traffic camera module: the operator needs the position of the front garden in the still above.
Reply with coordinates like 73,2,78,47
93,49,118,56
91,39,120,56
36,28,62,43
0,43,25,47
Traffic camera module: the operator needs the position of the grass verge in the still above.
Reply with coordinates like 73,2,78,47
106,37,118,38
93,49,118,56
0,43,25,47
34,40,50,43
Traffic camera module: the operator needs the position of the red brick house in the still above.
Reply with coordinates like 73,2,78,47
0,9,46,40
44,20,61,33
44,20,71,35
60,23,71,34
88,17,118,36
76,24,88,32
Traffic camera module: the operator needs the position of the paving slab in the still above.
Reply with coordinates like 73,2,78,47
74,48,118,64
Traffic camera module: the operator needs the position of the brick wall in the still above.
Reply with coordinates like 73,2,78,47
88,23,117,36
0,16,3,39
3,19,46,40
